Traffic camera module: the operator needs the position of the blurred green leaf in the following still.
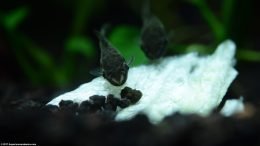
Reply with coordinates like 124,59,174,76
65,36,95,58
27,44,54,69
71,0,104,36
2,7,28,31
8,34,79,86
185,44,212,54
12,45,40,84
109,25,148,66
237,49,260,62
221,0,235,27
189,0,226,42
12,34,55,69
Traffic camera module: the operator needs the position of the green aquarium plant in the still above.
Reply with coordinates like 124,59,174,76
0,5,98,87
178,0,260,61
1,0,259,88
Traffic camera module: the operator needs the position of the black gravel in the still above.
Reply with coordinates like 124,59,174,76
78,100,99,114
59,100,79,114
1,86,260,146
89,95,106,107
121,87,142,104
118,98,131,108
1,100,260,146
105,94,120,111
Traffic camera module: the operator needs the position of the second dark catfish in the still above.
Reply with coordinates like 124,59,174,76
140,0,169,60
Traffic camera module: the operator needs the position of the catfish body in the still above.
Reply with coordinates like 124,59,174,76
140,0,168,60
95,29,129,86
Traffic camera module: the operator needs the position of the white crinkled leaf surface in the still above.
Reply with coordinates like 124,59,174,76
48,40,238,123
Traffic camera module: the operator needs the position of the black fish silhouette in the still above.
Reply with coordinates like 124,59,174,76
95,26,129,86
140,0,168,60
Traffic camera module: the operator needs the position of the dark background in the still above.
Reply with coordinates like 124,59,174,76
0,0,259,106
